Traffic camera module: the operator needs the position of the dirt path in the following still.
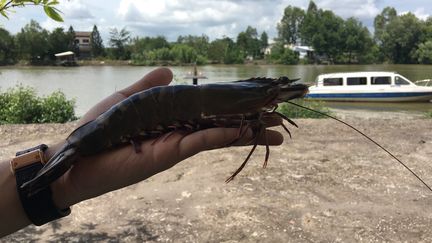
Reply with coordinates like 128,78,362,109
1,117,432,242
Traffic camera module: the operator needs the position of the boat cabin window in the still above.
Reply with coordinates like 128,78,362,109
371,76,391,85
323,78,343,86
395,76,410,85
347,77,367,85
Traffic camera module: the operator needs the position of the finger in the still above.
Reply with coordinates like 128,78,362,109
261,114,283,128
176,128,239,160
119,67,173,96
232,129,284,146
78,67,173,126
260,129,284,145
175,127,284,161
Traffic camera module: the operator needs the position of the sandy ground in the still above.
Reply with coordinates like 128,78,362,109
1,117,432,242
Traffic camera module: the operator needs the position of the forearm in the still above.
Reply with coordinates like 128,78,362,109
0,158,31,237
0,145,70,237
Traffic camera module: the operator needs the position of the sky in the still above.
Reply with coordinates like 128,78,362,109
1,0,431,43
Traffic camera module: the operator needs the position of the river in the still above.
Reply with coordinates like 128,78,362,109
1,64,432,117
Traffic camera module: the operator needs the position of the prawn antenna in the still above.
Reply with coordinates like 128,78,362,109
286,101,432,193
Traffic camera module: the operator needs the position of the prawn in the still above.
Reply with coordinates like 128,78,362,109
22,77,308,195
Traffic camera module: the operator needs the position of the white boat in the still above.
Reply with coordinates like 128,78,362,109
415,79,432,87
305,71,432,102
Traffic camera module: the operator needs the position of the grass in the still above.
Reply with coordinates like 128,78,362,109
277,99,332,119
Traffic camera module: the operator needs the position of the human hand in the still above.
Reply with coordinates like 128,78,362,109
50,67,284,208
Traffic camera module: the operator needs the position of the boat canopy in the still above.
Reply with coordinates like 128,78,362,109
55,51,75,57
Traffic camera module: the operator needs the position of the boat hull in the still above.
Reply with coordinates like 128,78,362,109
305,91,432,102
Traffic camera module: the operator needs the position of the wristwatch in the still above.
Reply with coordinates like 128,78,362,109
10,144,71,226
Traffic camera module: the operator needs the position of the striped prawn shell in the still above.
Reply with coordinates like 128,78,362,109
22,77,309,194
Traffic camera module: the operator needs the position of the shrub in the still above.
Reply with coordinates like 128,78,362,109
278,49,299,65
426,110,432,118
0,86,42,124
0,85,76,124
39,91,76,123
277,99,331,119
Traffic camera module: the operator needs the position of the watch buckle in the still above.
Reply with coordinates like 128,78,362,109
10,150,46,174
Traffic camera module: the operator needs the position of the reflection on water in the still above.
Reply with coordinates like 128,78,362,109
1,65,432,116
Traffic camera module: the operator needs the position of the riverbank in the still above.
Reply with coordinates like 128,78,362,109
1,117,432,242
4,59,271,67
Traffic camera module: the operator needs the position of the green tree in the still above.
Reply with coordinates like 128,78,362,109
259,31,269,57
0,0,63,21
0,27,17,65
236,31,248,57
47,27,70,60
109,27,131,60
358,43,381,64
341,18,373,63
15,20,49,64
268,42,285,61
310,10,345,63
90,25,104,57
131,36,169,53
423,17,432,41
266,42,299,65
236,26,261,59
208,37,242,64
414,40,432,64
208,38,229,63
170,44,197,64
277,6,305,44
67,26,79,56
376,12,423,63
130,36,170,64
177,34,209,57
279,48,299,64
153,47,172,61
300,0,319,46
374,7,397,44
224,42,243,64
260,31,268,49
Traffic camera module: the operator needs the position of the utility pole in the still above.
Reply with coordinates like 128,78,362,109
184,63,207,85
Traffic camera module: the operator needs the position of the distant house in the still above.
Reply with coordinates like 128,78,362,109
263,43,314,60
263,44,274,56
287,44,314,60
74,31,92,59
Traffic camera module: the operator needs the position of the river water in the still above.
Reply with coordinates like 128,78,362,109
1,64,431,117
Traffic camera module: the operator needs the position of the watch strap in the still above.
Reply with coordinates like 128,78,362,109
13,145,71,226
16,144,48,157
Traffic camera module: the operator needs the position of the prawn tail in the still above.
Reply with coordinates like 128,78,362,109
21,143,78,197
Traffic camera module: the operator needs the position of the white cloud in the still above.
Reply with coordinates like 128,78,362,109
2,0,432,43
117,0,242,25
403,8,430,20
40,17,67,31
319,0,380,20
115,0,284,40
59,0,94,20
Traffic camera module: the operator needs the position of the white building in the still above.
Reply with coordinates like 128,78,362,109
264,43,314,59
288,45,314,59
